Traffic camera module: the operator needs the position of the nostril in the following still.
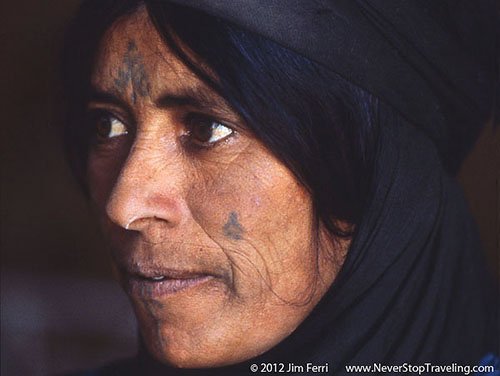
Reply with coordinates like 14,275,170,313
124,216,149,232
125,216,139,230
125,216,175,245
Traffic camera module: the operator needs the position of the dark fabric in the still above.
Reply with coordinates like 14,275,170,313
78,1,498,374
168,0,498,174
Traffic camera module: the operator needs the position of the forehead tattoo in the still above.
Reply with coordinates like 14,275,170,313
113,40,151,103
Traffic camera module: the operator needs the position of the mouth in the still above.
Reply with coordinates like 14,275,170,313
121,267,215,299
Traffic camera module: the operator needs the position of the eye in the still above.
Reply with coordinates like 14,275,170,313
93,112,128,140
186,114,234,147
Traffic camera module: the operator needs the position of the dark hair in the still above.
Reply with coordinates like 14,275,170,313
61,0,381,239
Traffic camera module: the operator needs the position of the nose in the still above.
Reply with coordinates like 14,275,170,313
105,136,188,237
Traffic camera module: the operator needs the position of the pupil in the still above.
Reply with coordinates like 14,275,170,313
192,122,213,143
96,116,111,138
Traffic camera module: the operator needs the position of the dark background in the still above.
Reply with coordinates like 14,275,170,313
1,1,499,375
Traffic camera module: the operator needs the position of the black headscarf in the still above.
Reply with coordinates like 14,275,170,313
168,0,498,175
88,1,498,375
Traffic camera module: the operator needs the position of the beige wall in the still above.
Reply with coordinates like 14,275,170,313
459,120,500,276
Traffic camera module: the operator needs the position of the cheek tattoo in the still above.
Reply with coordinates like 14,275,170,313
223,212,244,240
113,40,151,103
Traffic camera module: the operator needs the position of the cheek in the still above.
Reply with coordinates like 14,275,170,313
187,148,316,300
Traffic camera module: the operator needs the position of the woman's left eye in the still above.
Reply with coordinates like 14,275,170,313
186,114,234,147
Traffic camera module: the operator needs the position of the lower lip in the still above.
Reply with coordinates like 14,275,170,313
127,275,213,299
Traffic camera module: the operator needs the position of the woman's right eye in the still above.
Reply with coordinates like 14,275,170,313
92,112,128,140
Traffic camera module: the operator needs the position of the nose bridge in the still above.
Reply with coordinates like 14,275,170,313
105,134,186,231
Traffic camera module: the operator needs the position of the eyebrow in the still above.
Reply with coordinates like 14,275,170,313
88,86,226,113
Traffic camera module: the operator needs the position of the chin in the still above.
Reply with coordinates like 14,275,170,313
128,285,244,368
139,320,245,369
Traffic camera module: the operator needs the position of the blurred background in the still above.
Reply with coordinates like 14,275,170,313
1,1,499,375
1,1,138,375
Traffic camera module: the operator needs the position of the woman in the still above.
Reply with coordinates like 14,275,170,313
61,0,499,374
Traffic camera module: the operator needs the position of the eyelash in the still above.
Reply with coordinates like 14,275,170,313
182,113,235,150
86,110,129,147
86,110,235,150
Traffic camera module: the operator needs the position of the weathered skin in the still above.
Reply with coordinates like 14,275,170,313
87,7,349,368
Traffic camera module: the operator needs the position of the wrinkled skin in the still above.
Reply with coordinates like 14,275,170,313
87,7,348,368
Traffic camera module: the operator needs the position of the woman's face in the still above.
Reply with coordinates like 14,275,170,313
87,8,344,368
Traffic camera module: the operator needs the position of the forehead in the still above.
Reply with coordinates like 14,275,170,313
91,6,198,94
